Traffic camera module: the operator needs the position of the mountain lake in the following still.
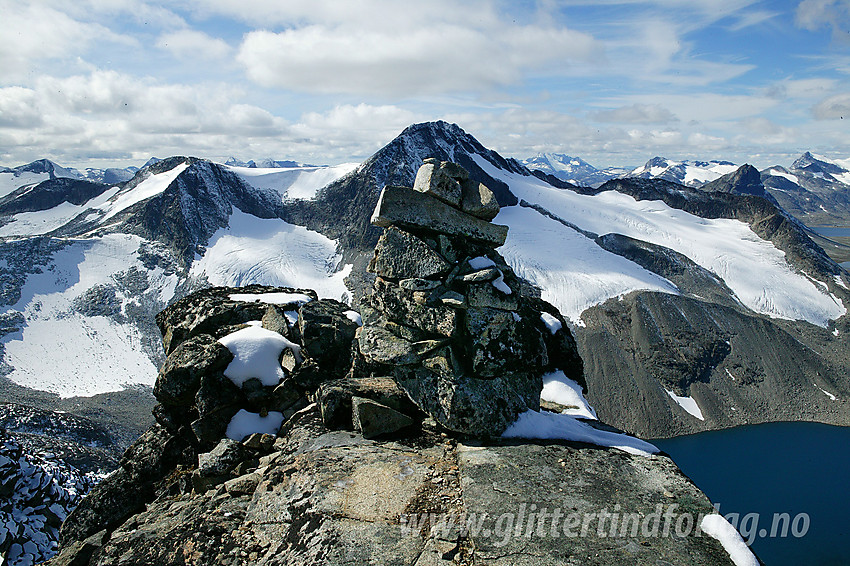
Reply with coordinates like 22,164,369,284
652,421,850,566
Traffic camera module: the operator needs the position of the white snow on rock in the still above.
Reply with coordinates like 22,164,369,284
1,234,177,397
191,209,351,302
664,389,705,420
768,168,799,184
700,514,760,566
218,325,301,387
814,383,837,400
503,410,658,456
96,162,189,220
541,370,597,420
0,172,52,199
344,310,362,326
0,187,120,237
497,205,679,324
539,312,562,334
225,163,358,200
477,155,846,327
468,256,496,270
225,409,285,441
228,292,313,306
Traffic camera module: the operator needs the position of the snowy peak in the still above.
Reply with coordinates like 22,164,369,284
521,153,629,187
791,151,848,176
628,156,738,187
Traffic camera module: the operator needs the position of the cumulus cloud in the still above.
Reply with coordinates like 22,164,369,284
812,93,850,118
796,0,850,43
591,104,678,124
156,29,232,60
0,1,132,82
235,6,601,95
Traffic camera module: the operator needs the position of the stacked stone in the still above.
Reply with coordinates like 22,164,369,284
358,159,584,437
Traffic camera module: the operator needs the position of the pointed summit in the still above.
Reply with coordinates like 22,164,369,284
702,164,765,196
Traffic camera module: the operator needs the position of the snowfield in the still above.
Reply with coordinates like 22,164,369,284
225,162,358,200
480,156,846,327
191,208,352,302
497,206,679,324
1,234,177,397
96,162,188,220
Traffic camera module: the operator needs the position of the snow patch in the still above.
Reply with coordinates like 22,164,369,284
225,409,285,441
664,389,705,420
725,368,737,381
97,162,188,220
344,310,362,326
700,514,759,566
218,325,301,387
539,312,562,334
1,233,176,397
226,163,358,200
497,205,679,324
814,383,837,400
769,169,799,184
477,154,846,327
541,370,597,420
503,410,658,456
229,292,313,306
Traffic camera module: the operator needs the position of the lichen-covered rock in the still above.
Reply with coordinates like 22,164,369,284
367,226,451,280
371,185,509,247
460,178,500,221
297,298,359,378
154,334,233,406
155,285,317,355
59,423,194,546
351,397,414,438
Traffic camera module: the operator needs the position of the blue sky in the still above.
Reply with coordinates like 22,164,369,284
0,0,848,169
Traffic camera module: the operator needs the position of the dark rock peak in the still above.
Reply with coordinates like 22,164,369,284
791,151,847,175
142,157,161,168
0,177,112,216
14,158,60,177
283,121,528,251
702,164,765,196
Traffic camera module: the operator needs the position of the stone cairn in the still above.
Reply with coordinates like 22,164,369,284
355,158,584,436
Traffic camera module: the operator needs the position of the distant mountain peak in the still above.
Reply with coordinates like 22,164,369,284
791,151,848,176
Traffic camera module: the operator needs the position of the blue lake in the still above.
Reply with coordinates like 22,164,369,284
652,422,850,566
810,226,850,238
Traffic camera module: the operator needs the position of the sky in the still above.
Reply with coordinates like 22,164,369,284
0,0,849,170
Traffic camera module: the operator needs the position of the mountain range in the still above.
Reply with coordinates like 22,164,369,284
1,122,849,445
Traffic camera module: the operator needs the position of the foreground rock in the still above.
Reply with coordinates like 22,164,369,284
49,407,739,566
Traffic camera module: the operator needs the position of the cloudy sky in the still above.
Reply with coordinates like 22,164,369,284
1,0,848,170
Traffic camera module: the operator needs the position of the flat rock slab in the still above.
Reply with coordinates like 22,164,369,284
371,185,508,247
456,442,735,566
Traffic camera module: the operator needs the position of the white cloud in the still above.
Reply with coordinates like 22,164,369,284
812,93,850,119
235,6,601,95
591,104,678,124
156,29,232,60
0,1,132,82
796,0,850,44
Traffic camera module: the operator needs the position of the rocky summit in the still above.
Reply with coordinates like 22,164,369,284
46,162,748,566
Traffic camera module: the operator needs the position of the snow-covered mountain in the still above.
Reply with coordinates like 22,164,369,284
2,122,849,440
0,157,355,399
521,153,628,187
627,156,739,187
761,152,850,229
0,160,139,198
